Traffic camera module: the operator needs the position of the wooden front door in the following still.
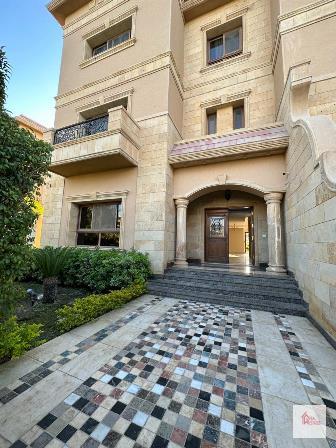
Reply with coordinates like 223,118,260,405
205,209,229,263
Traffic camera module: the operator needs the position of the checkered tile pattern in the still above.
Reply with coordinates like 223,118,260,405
0,298,161,406
11,301,268,447
274,314,336,447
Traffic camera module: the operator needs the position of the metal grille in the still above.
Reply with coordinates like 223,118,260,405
54,115,108,145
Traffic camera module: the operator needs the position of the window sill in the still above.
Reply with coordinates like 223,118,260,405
200,51,251,74
76,245,121,250
80,37,136,69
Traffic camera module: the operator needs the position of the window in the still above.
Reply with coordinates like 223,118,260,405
233,106,245,129
77,202,122,247
92,30,131,57
207,112,217,135
208,27,242,64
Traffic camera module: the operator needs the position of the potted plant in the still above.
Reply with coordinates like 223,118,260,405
34,247,70,303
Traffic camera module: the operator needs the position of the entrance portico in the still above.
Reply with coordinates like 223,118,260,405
175,189,286,273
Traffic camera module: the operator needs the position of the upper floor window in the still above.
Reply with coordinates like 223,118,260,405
207,112,217,135
92,30,131,57
84,15,133,61
77,202,122,247
233,105,244,129
208,27,242,64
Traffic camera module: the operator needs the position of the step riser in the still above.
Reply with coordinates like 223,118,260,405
148,291,306,316
150,280,301,299
166,268,298,283
149,268,306,316
148,287,304,305
160,273,299,288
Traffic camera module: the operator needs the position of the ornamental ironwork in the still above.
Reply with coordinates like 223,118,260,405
54,115,109,145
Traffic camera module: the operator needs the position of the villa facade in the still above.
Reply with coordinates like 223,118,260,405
43,0,336,340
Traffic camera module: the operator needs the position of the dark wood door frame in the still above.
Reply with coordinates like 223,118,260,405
204,207,255,265
205,208,229,263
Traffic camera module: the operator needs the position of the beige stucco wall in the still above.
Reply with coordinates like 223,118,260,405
186,190,268,265
173,154,287,199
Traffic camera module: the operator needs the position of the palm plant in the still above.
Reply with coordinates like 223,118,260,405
34,247,70,303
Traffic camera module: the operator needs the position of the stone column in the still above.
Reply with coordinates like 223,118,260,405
264,193,286,273
175,198,189,266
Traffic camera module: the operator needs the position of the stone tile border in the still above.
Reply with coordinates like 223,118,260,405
0,298,161,406
9,300,269,448
274,314,336,446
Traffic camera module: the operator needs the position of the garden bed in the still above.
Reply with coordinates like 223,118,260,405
15,282,87,342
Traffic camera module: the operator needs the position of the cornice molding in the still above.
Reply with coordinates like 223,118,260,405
56,52,182,108
271,0,336,72
63,0,130,37
66,190,129,203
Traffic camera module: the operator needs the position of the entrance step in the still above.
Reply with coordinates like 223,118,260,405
148,267,307,316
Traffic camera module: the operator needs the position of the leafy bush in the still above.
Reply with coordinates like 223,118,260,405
25,248,151,294
56,280,147,332
0,317,44,362
35,246,71,279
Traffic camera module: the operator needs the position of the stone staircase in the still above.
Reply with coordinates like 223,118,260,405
148,266,308,316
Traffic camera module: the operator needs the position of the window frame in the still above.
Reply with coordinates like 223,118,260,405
207,112,217,135
76,201,122,248
233,105,245,130
92,29,131,58
207,26,243,65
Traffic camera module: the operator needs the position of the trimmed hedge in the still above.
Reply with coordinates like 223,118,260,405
0,317,44,362
56,280,147,333
25,248,151,293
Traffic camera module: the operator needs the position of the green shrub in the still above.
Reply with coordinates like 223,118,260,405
56,280,147,332
0,317,44,362
23,248,151,294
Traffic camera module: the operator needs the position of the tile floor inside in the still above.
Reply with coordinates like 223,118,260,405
0,295,335,448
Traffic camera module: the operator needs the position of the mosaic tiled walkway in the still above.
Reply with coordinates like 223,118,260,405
274,315,336,446
0,298,161,406
9,301,268,448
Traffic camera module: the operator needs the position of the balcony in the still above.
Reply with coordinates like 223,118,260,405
169,124,289,167
47,106,140,177
47,0,91,25
181,0,233,21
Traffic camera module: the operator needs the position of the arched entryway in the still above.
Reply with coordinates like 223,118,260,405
174,183,286,273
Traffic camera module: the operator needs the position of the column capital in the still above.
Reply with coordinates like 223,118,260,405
175,198,189,208
264,192,283,205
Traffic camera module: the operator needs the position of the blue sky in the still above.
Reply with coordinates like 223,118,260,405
1,1,62,127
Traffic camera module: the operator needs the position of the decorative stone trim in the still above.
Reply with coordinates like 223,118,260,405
75,100,101,113
271,0,336,72
200,89,251,108
200,51,251,74
63,0,130,36
109,5,137,28
169,124,289,167
200,19,221,32
66,190,128,203
82,23,106,40
226,6,249,21
80,37,136,69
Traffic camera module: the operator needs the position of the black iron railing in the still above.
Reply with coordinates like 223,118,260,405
54,115,109,145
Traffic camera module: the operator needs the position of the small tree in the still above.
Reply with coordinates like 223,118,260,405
34,247,70,303
0,47,53,319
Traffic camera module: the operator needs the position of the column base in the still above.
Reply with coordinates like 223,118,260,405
175,259,189,267
266,265,287,274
